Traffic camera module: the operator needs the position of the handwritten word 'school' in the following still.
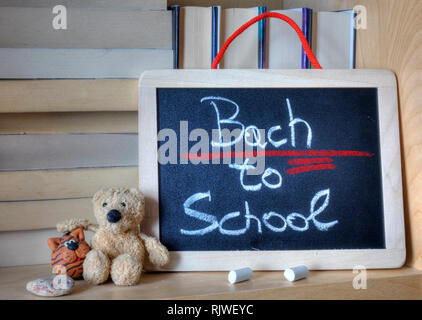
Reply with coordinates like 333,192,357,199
181,189,338,236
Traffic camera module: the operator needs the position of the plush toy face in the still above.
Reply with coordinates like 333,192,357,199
93,188,145,234
48,227,91,279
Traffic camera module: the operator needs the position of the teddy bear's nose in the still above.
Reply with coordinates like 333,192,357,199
107,209,121,223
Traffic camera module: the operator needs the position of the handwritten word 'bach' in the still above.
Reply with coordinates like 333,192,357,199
201,96,313,150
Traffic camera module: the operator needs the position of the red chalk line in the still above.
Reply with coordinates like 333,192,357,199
181,150,374,160
288,157,334,166
286,163,337,175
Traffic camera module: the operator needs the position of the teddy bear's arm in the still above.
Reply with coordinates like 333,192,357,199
139,233,170,267
56,218,94,234
87,224,99,233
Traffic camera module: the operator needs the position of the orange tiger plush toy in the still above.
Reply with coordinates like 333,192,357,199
48,227,91,279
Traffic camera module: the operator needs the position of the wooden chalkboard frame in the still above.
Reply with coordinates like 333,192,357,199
138,69,405,271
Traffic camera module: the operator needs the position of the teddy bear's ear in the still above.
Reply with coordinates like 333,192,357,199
92,188,105,204
129,187,140,194
129,188,145,201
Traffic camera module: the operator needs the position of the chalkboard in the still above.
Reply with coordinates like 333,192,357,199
138,70,405,270
156,88,385,251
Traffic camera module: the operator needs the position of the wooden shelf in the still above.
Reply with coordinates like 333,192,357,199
1,264,421,299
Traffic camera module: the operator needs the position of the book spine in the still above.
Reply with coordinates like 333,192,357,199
0,133,138,171
351,10,357,69
258,6,267,69
171,5,180,69
301,8,309,69
0,167,138,201
211,6,221,68
0,79,138,112
307,8,313,69
211,6,217,67
0,112,138,134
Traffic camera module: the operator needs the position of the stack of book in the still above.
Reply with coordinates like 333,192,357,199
0,1,171,267
172,6,356,69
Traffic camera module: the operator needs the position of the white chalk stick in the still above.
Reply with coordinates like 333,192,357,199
284,265,309,282
228,267,253,284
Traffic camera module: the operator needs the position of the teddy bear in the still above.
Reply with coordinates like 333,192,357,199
82,187,170,286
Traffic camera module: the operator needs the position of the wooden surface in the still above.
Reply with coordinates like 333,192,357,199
139,69,405,270
1,264,420,299
283,0,422,272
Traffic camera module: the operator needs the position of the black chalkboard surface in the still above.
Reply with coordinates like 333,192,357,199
156,88,385,251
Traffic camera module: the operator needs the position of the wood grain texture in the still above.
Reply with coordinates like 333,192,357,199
0,264,420,299
139,69,405,270
0,112,138,134
283,0,422,273
0,80,138,112
0,7,171,48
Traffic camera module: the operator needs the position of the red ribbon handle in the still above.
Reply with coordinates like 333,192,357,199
211,12,322,69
